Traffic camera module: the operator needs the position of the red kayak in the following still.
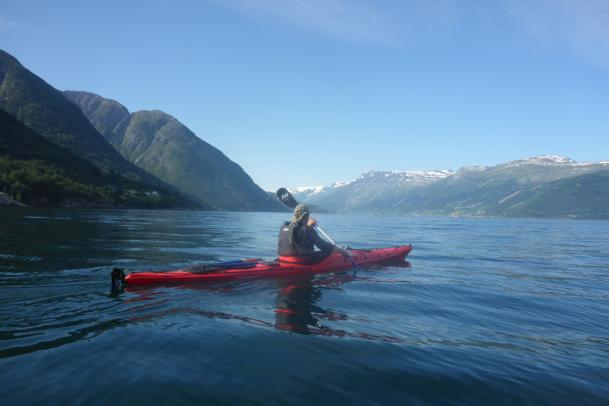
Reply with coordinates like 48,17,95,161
123,245,413,286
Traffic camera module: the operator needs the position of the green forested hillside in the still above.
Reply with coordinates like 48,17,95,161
0,109,196,208
391,162,609,219
492,171,609,219
0,50,136,175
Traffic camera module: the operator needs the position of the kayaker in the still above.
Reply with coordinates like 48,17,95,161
278,204,348,264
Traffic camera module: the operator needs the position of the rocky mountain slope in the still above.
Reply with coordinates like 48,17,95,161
65,91,283,211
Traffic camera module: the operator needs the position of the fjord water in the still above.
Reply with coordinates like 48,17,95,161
1,209,608,404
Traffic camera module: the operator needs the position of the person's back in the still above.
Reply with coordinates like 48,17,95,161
278,204,336,264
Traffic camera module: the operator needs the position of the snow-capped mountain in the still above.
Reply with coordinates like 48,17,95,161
497,155,609,169
359,169,454,184
511,155,576,165
290,169,453,196
290,168,454,212
287,156,609,217
287,186,326,202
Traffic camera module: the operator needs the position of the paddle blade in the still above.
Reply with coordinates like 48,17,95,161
276,188,299,209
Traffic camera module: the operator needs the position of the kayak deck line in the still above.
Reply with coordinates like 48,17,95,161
112,245,413,287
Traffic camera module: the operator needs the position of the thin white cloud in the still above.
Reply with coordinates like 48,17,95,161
556,0,609,55
206,0,399,45
0,15,31,32
205,0,609,66
506,0,609,66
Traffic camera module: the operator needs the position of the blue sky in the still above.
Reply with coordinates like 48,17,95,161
2,0,609,190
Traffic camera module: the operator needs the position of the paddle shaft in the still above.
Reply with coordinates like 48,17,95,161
315,225,336,245
315,224,359,269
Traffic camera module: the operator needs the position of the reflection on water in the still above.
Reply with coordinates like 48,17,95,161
273,274,407,342
118,271,407,343
275,277,326,334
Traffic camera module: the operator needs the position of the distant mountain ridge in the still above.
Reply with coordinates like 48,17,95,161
290,168,455,212
64,91,284,211
290,156,609,219
291,169,454,201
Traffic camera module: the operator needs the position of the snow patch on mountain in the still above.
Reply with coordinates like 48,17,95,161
331,178,357,188
527,155,576,164
359,169,453,179
501,155,609,168
356,169,455,185
502,155,576,168
289,185,325,194
291,169,454,196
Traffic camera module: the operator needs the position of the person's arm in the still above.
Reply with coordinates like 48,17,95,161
306,225,335,254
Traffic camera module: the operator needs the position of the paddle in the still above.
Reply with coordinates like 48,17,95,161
276,188,360,270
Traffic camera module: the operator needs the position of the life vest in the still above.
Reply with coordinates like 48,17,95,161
277,221,314,259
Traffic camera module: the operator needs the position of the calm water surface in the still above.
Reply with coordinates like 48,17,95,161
1,209,608,404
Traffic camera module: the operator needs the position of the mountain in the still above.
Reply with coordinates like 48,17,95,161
488,170,609,219
63,90,129,140
1,50,143,178
0,109,194,208
64,90,284,211
291,156,609,219
290,169,454,212
0,49,199,208
394,156,609,217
